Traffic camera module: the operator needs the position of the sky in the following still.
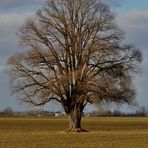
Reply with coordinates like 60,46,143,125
0,0,148,112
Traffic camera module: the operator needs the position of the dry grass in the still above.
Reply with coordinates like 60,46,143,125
0,117,148,148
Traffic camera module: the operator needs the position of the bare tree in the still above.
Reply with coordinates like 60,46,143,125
7,0,142,132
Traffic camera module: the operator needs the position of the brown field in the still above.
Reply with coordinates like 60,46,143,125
0,117,148,148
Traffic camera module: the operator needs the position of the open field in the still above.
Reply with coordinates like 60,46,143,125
0,117,148,148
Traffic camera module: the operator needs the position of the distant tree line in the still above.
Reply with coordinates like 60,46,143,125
95,106,148,117
0,106,148,117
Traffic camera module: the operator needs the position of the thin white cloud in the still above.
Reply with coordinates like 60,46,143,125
0,12,33,55
0,13,31,30
117,10,148,29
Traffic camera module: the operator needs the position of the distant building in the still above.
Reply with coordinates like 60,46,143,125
54,112,65,117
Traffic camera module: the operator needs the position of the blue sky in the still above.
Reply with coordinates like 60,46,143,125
0,0,148,112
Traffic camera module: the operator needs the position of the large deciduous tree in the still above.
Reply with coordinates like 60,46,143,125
7,0,142,131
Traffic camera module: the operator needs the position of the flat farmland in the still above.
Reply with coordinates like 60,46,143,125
0,117,148,148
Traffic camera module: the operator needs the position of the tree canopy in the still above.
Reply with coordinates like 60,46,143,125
7,0,142,131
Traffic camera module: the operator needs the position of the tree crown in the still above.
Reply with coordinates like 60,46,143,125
7,0,142,111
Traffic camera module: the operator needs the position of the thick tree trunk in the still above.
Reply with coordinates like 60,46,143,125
66,104,87,132
68,112,82,129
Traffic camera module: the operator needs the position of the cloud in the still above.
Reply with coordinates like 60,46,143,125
0,0,121,13
116,10,148,107
0,0,45,13
0,71,19,111
0,12,33,90
103,0,123,7
0,13,33,108
116,10,148,49
0,12,33,56
0,65,5,73
0,0,24,10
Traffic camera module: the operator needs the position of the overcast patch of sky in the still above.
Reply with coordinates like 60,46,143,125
0,13,33,57
104,0,123,7
0,0,44,14
116,8,148,108
116,10,148,49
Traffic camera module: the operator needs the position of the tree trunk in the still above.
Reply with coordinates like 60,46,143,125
66,104,87,132
68,112,82,130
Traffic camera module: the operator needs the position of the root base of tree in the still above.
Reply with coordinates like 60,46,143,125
66,128,88,133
